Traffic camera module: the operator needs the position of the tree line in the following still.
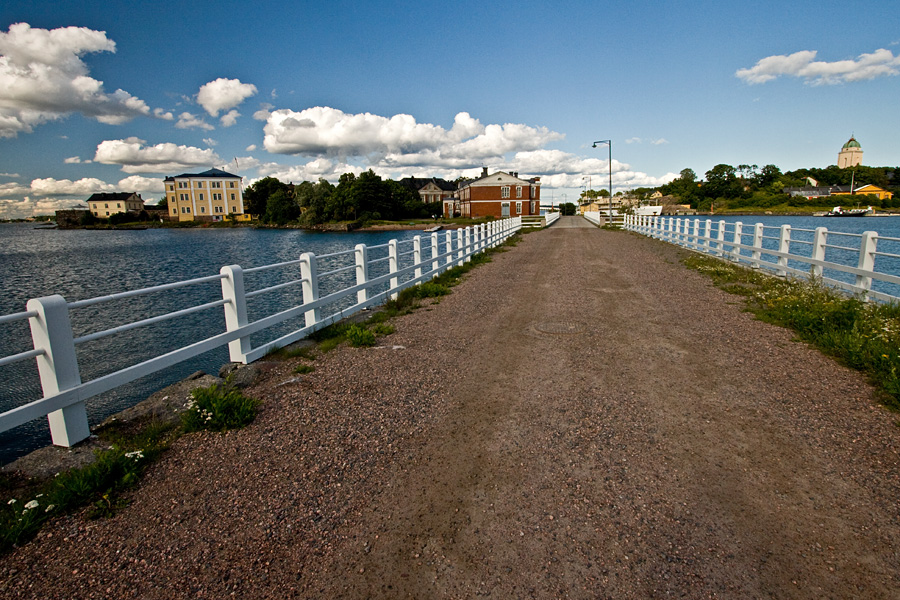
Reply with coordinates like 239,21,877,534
243,171,443,226
656,163,900,211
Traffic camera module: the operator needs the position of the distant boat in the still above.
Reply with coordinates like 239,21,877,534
634,205,663,216
823,206,872,217
424,225,443,232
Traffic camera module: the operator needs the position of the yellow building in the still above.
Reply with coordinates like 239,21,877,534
832,183,893,201
87,192,144,217
164,168,250,222
837,136,863,168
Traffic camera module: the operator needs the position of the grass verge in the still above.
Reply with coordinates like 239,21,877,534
0,384,258,554
683,254,900,411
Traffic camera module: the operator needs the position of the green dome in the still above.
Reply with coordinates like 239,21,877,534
843,137,861,149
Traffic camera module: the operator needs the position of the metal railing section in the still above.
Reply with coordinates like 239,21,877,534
0,218,522,448
624,214,900,303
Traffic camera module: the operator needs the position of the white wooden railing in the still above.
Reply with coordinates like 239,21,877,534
521,212,561,228
0,218,522,448
583,211,625,226
623,214,900,303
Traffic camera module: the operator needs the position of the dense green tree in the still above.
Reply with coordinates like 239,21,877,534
703,164,744,200
156,197,168,208
244,177,290,217
263,189,300,224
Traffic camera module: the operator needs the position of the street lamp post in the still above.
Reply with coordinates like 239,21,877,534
592,140,612,225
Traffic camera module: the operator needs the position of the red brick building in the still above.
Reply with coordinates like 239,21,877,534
452,169,541,219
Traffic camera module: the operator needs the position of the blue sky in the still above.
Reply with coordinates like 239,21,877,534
1,0,899,217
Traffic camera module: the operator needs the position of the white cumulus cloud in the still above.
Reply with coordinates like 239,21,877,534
175,112,214,131
220,109,240,127
0,23,165,137
736,48,900,85
30,177,117,196
263,108,564,170
117,175,165,193
196,78,258,117
94,137,222,173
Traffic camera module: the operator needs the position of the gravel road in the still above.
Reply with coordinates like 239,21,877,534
3,218,899,599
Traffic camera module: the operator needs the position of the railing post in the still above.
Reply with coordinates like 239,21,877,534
220,265,250,364
810,227,827,279
693,219,701,250
445,230,454,270
355,243,369,304
716,220,726,257
464,227,472,263
457,228,465,266
388,239,399,299
751,223,764,269
776,224,791,277
732,222,743,262
26,295,90,447
431,232,439,277
413,235,422,281
704,219,712,253
675,218,682,246
855,231,878,297
299,252,320,327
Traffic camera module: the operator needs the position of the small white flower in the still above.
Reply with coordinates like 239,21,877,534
45,504,56,513
7,498,16,505
24,500,39,510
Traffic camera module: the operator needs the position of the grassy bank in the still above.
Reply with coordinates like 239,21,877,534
683,254,900,412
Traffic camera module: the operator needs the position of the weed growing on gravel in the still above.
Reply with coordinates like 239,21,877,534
0,420,174,553
683,254,900,410
293,364,315,374
346,324,377,347
181,384,260,432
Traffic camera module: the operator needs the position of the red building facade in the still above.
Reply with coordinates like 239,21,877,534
451,170,541,219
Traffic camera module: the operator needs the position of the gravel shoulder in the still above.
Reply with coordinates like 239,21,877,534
3,223,899,599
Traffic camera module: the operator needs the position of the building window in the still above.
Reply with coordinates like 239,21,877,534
212,181,220,188
229,182,235,188
172,208,177,215
117,203,121,208
200,206,205,213
199,193,203,201
501,186,510,199
230,193,235,201
231,206,236,212
196,181,203,188
516,186,522,198
104,203,108,208
516,202,522,214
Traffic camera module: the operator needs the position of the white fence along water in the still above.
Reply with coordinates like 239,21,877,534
0,218,522,448
583,211,624,226
623,214,900,303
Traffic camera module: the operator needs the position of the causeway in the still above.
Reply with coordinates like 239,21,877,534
5,216,899,599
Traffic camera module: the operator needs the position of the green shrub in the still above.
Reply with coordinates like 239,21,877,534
370,323,395,336
181,384,259,432
346,324,377,347
293,364,315,374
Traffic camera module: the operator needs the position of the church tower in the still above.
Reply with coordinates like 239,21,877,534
838,136,863,168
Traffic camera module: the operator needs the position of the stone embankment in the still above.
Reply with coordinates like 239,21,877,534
3,216,899,598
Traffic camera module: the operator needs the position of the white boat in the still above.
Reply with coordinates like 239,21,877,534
634,205,663,216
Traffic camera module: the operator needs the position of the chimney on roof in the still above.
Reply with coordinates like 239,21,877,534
513,172,518,178
482,167,488,178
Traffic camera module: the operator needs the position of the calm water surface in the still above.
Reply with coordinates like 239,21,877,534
0,224,421,464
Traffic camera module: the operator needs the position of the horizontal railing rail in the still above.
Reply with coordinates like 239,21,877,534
624,214,900,303
583,211,625,226
0,218,522,448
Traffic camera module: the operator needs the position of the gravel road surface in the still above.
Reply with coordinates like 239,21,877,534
3,217,899,599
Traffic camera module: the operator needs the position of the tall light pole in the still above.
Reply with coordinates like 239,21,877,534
592,140,612,225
